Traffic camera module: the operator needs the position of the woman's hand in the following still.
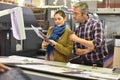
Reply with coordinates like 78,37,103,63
42,40,49,49
49,40,57,46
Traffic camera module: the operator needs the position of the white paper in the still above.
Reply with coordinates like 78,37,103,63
0,9,11,17
0,57,25,64
0,55,45,64
0,7,26,40
115,39,120,46
31,25,50,42
81,71,120,80
11,7,26,40
31,25,44,39
51,10,56,18
16,65,67,73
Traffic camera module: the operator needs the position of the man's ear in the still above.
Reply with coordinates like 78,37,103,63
82,12,87,17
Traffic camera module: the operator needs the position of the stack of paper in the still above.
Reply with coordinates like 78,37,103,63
0,55,45,64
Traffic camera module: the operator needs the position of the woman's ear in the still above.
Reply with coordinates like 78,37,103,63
64,17,67,21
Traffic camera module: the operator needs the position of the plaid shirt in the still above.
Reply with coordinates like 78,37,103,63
75,18,108,62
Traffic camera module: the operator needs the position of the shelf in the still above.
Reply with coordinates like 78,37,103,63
97,8,120,14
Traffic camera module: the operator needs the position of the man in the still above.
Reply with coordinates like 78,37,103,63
70,2,108,67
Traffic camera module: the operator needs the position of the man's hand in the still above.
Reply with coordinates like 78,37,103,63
69,34,79,42
70,34,94,50
0,64,9,72
75,48,92,55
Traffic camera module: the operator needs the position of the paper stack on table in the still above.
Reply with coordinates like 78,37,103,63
0,55,45,64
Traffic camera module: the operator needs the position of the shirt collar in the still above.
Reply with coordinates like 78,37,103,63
79,19,88,26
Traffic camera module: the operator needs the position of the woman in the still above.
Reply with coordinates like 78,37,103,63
42,10,73,62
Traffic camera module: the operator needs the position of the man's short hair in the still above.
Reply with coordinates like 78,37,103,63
73,2,89,13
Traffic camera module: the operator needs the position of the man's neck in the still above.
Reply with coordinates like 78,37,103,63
81,15,88,24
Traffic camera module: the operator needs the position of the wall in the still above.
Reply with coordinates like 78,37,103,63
99,14,120,38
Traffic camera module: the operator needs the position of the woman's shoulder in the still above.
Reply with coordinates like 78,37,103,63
47,26,54,32
65,27,73,34
65,26,72,31
48,26,54,30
